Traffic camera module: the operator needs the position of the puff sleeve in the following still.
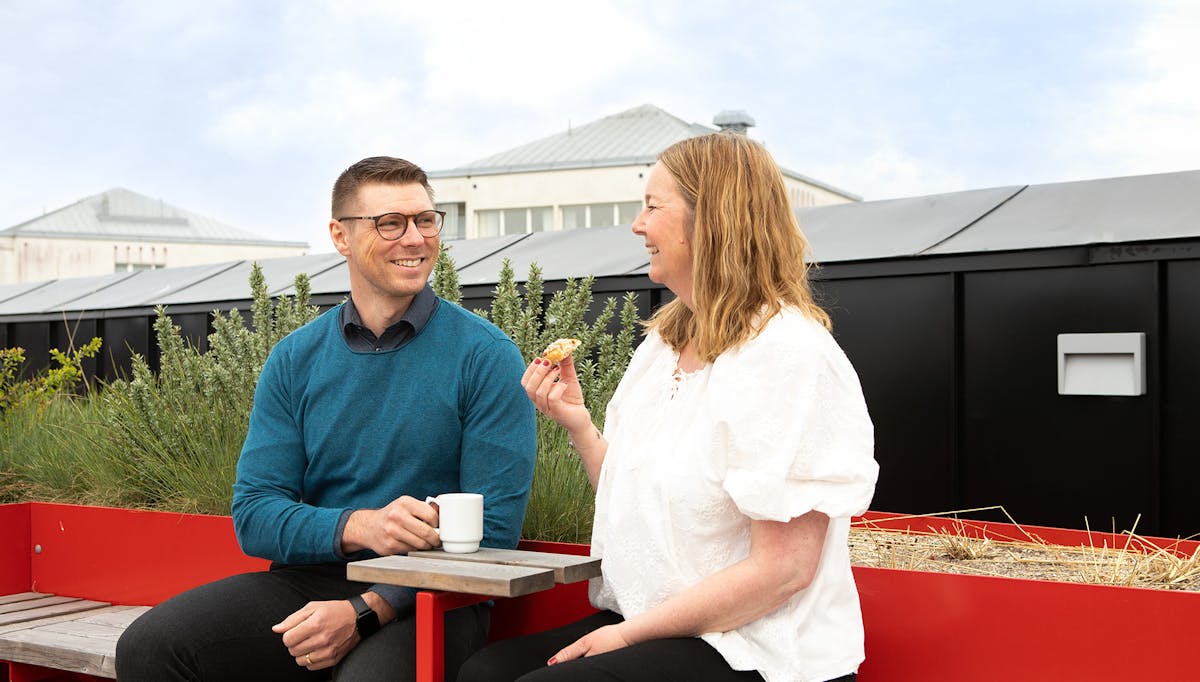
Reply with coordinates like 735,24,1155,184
710,312,878,521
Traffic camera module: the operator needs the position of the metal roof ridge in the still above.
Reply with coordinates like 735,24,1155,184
622,260,651,275
778,164,861,201
0,279,55,305
915,186,1030,256
3,187,309,248
5,228,309,248
133,259,247,307
266,255,348,297
445,233,534,270
36,271,141,313
430,157,658,178
0,189,108,234
431,104,706,174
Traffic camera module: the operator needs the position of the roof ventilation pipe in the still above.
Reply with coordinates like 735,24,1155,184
713,110,756,135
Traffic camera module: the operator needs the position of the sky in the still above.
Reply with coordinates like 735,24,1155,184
2,0,1197,254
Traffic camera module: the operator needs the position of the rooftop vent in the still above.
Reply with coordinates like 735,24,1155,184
713,110,756,135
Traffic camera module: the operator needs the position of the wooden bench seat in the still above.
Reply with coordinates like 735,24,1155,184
0,592,148,679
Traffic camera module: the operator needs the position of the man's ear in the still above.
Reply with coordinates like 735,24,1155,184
330,219,351,257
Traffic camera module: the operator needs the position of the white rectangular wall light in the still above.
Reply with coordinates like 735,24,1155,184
1057,332,1146,396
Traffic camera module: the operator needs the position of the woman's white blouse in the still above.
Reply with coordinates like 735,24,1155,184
590,308,878,682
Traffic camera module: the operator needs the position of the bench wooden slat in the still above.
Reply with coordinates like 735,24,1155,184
349,556,555,597
0,593,51,606
0,595,84,615
0,626,116,678
74,605,149,628
0,605,144,636
0,605,146,679
0,599,112,627
408,548,602,583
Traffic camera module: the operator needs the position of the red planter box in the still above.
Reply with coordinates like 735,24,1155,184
853,511,1200,681
3,503,1198,681
1,501,267,606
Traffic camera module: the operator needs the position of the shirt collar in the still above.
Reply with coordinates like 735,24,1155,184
339,285,438,349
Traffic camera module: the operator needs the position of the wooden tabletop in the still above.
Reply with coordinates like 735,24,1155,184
348,548,601,598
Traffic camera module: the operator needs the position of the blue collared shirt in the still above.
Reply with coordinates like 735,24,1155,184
339,284,439,352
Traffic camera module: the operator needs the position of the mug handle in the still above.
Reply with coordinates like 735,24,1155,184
425,496,440,535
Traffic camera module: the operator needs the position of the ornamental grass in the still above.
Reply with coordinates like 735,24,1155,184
2,253,636,544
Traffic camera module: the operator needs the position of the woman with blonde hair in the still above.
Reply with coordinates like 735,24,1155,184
461,132,878,682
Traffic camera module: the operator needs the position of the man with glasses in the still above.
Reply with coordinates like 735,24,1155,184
117,157,537,681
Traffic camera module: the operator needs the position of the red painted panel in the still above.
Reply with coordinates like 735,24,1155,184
854,564,1200,681
488,580,598,644
7,661,100,681
0,504,31,595
490,539,599,641
27,502,267,605
517,539,591,556
9,504,1200,682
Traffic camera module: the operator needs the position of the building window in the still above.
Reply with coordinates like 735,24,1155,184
562,205,587,230
561,202,643,229
502,208,527,236
476,210,501,238
617,201,641,225
528,207,551,232
436,202,466,240
115,262,156,273
789,187,816,208
478,206,554,237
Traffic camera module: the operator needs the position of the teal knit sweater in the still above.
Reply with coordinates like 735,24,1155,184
232,300,536,566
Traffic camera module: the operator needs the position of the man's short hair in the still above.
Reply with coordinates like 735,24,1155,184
331,156,434,216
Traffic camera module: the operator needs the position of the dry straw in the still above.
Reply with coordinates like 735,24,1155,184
849,506,1200,591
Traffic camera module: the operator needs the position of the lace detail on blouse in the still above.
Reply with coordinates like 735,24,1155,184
669,365,703,400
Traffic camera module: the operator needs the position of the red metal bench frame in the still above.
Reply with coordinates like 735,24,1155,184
5,502,1200,682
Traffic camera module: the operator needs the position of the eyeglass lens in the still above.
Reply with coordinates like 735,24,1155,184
376,211,442,239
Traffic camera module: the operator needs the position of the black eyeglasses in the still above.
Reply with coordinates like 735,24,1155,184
336,210,446,240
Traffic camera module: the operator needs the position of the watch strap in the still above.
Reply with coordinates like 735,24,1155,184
349,594,382,639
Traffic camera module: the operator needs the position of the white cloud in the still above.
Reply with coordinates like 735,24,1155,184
418,2,657,105
814,145,968,202
1065,0,1200,179
6,1,1191,244
205,70,414,158
198,1,677,169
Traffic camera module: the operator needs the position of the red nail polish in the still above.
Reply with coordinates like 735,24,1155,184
547,657,557,665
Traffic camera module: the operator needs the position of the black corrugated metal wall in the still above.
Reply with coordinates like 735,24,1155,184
3,248,1199,538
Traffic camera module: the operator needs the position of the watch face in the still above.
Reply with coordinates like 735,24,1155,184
351,595,381,638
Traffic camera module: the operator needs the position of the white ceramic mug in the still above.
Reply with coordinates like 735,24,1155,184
426,493,484,553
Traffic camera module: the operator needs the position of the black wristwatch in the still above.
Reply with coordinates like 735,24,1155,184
348,594,381,639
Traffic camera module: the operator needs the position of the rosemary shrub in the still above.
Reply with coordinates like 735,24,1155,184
88,264,320,513
4,257,638,545
434,253,639,543
0,264,319,513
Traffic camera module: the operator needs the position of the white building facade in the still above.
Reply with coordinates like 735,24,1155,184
429,104,858,240
0,188,309,285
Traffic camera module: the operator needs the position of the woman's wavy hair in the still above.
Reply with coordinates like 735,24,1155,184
645,132,830,362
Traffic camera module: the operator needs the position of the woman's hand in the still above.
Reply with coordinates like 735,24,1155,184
548,624,632,664
522,355,592,435
523,354,607,489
